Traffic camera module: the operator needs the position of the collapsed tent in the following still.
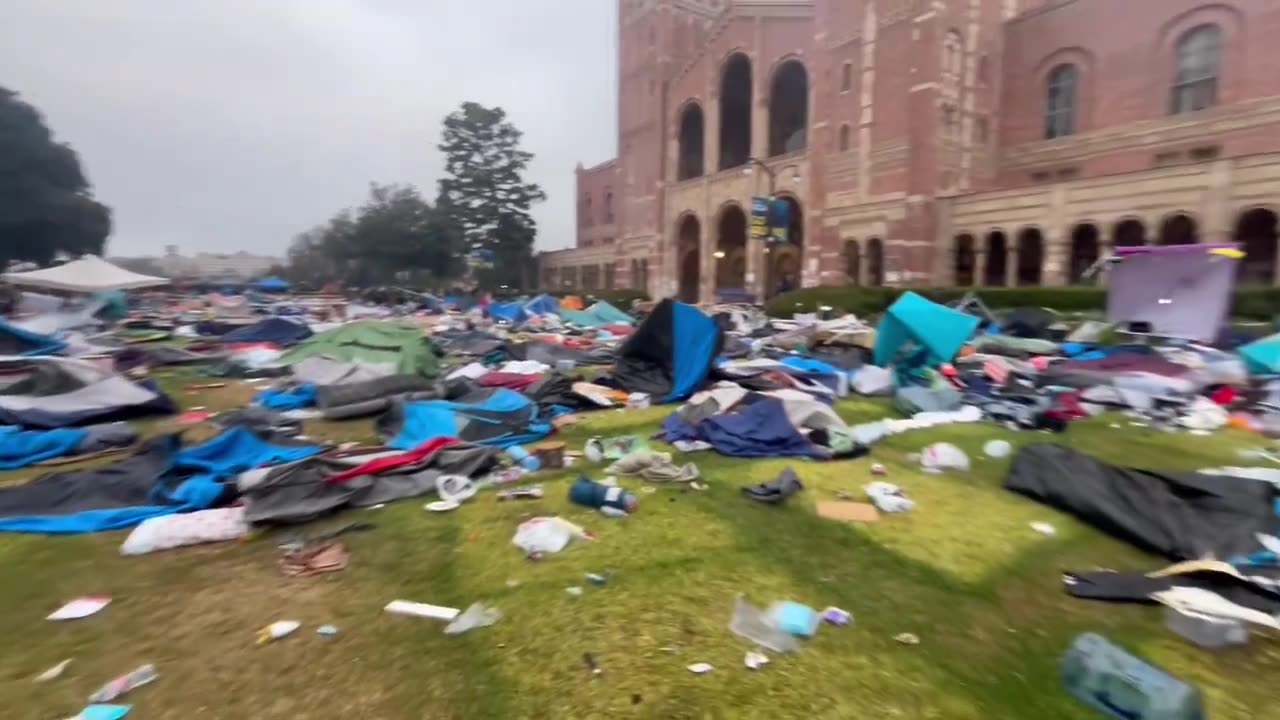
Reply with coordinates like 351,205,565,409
278,321,440,378
561,301,633,328
524,294,560,317
1238,333,1280,376
1005,444,1280,561
0,320,65,356
376,387,552,451
239,438,500,524
221,317,314,347
612,299,722,402
1105,244,1239,341
1,255,169,292
256,276,290,293
0,356,176,428
873,292,980,368
0,423,137,470
0,428,324,534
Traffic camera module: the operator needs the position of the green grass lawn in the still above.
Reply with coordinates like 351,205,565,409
2,381,1279,719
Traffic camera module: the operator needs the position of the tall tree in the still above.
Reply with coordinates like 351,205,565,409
0,87,111,267
437,102,545,289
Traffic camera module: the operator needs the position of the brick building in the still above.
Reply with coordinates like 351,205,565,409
538,0,1280,301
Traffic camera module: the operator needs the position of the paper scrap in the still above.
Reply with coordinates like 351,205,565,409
48,596,111,621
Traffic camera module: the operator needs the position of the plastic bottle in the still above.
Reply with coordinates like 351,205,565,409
88,663,158,703
1060,633,1204,720
506,445,542,472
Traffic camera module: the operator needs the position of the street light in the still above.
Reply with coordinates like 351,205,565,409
742,158,801,194
712,250,727,259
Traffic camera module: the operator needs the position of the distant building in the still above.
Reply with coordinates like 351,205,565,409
540,0,1280,301
112,246,281,280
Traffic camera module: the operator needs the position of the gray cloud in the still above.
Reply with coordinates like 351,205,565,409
0,0,617,255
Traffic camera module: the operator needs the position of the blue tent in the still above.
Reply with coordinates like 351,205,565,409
221,317,313,347
377,388,552,450
524,294,560,317
256,276,290,293
613,299,722,402
0,319,65,356
489,301,529,325
1239,333,1280,375
873,292,981,368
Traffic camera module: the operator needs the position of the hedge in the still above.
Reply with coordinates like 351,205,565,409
763,286,1280,321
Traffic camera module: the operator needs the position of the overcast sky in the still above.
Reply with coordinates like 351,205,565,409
1,0,617,256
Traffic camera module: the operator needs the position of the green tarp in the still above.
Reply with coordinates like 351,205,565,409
278,322,440,377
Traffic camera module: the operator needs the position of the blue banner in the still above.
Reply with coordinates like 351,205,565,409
750,197,770,239
769,199,790,244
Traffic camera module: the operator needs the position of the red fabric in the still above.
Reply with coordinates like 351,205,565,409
477,371,541,392
1211,386,1238,406
562,338,595,349
1044,392,1087,422
326,438,459,485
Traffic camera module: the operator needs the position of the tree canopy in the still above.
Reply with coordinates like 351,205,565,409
437,102,545,289
0,87,111,268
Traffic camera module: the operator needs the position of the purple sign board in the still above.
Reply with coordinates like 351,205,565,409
1105,244,1239,341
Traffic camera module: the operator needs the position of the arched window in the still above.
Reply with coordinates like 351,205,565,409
841,62,854,92
604,191,614,224
768,60,809,156
1172,25,1222,115
838,124,852,152
582,194,592,226
719,54,753,170
676,102,705,180
943,30,963,91
1045,64,1077,139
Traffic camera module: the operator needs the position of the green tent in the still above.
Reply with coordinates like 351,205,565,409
278,321,440,377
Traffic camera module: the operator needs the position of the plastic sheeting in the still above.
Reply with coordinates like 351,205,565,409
221,317,313,347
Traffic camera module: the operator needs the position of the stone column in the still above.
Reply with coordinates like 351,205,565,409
1005,247,1018,288
974,248,988,287
705,93,721,179
1043,230,1068,286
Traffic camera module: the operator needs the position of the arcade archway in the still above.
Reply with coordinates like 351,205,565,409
1235,208,1278,285
715,204,748,291
765,196,805,296
676,214,701,303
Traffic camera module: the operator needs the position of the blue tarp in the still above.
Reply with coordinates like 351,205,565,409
524,294,559,316
669,302,721,401
660,396,826,459
0,319,66,356
255,383,317,410
489,302,529,325
380,389,552,451
0,428,323,534
256,276,290,292
613,299,722,403
873,292,981,368
0,426,88,470
221,317,313,347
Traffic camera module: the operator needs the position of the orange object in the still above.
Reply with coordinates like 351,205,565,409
560,295,585,311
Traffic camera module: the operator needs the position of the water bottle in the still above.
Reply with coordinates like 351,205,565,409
1061,633,1204,720
505,445,541,472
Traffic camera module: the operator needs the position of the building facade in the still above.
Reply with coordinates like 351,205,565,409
539,0,1280,301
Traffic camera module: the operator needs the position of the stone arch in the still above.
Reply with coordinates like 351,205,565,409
845,239,860,286
984,231,1008,286
719,52,753,171
1016,228,1045,286
768,58,809,156
675,213,702,303
1113,218,1148,247
715,202,748,291
1159,213,1199,245
766,194,805,296
866,237,885,287
954,234,977,286
1068,223,1101,283
676,101,705,181
1235,207,1279,285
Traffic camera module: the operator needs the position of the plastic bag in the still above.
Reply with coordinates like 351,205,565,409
120,507,248,556
728,596,800,653
919,442,970,473
512,517,578,555
444,602,502,635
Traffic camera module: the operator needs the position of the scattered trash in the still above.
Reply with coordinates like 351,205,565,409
505,579,521,588
1030,521,1057,536
816,500,880,524
176,410,212,425
384,600,461,622
870,462,887,476
531,441,566,469
436,474,478,504
586,572,610,586
822,607,853,626
505,445,542,472
687,662,714,674
257,620,301,645
769,601,820,638
69,706,132,720
584,438,605,463
1062,633,1204,720
569,474,638,515
88,664,157,703
496,484,544,501
120,506,249,556
425,499,462,512
367,504,387,510
689,481,709,491
640,486,657,495
741,467,804,504
35,658,72,682
744,651,770,670
894,633,920,645
865,482,914,513
728,596,801,653
512,516,591,557
444,603,502,635
48,596,111,621
627,392,651,409
316,625,339,638
583,652,602,677
983,439,1013,459
565,586,584,597
280,541,349,577
1164,607,1248,649
919,443,971,473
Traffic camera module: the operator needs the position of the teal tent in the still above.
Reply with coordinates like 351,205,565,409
1239,333,1280,375
561,301,633,328
873,292,981,367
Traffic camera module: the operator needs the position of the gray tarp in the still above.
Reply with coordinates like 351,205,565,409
0,356,168,427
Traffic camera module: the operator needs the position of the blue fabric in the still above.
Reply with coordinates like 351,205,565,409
667,302,721,402
0,429,323,534
524,294,560,316
0,426,89,469
256,384,317,410
256,276,289,292
0,319,65,356
222,317,313,346
489,302,529,325
661,397,823,459
388,389,552,450
1240,333,1280,375
873,292,981,367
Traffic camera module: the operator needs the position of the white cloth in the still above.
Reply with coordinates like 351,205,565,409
1,255,168,292
499,360,551,375
446,362,491,381
120,507,248,555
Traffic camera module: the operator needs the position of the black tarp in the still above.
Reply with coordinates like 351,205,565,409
1005,444,1280,560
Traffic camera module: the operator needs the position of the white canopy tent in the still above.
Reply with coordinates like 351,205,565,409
1,255,169,293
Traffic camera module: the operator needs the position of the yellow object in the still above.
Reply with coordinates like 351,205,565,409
1208,248,1245,259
